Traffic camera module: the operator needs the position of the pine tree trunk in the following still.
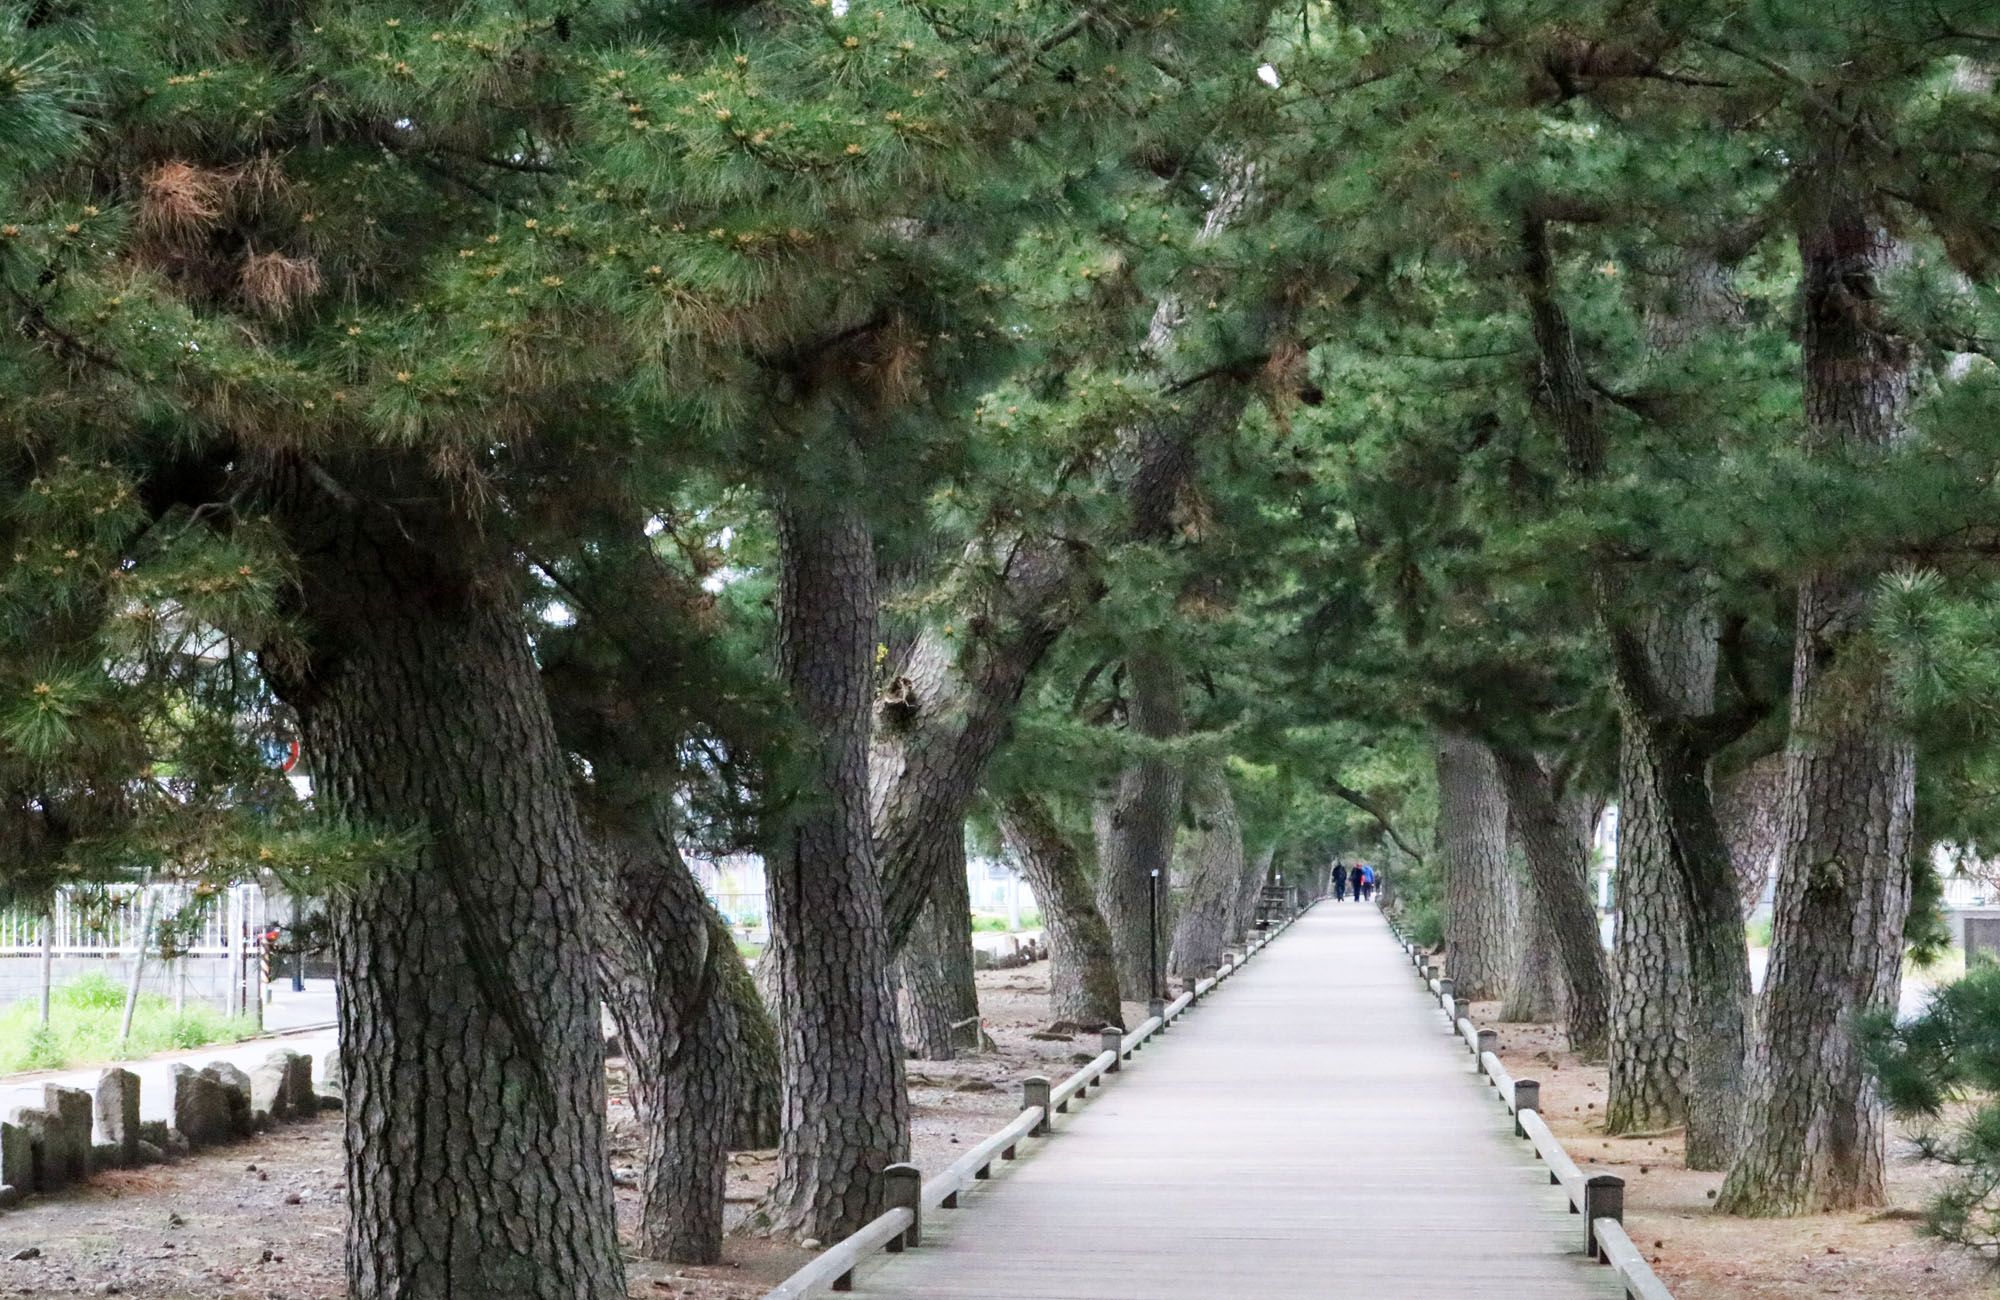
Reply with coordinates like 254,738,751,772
1605,607,1710,1140
262,471,623,1300
590,806,737,1264
1231,841,1278,946
761,492,910,1241
1094,643,1184,1002
1493,748,1611,1055
1168,762,1244,981
1433,732,1517,1001
1717,754,1785,916
999,794,1123,1030
1501,871,1566,1023
723,944,782,1151
896,833,983,1060
1718,185,1917,1216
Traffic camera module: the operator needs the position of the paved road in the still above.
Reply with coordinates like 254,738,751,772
844,905,1621,1299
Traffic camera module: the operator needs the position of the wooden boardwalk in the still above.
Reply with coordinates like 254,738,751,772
846,905,1624,1299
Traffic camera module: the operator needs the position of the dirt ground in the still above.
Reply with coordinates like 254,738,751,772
1475,1000,1992,1300
0,961,1133,1299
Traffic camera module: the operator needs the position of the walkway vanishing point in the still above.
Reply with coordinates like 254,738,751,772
844,905,1624,1299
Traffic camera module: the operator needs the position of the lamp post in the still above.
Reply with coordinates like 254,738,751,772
1148,867,1161,1000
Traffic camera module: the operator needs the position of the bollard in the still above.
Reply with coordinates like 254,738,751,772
1147,997,1166,1031
1476,1028,1499,1062
1100,1026,1124,1073
1453,997,1471,1026
1513,1080,1540,1138
1023,1076,1052,1136
1437,977,1454,1005
884,1162,923,1250
1582,1174,1625,1258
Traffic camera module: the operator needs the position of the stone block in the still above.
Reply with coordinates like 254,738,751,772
95,1068,141,1165
282,1051,315,1115
0,1183,19,1209
321,1050,342,1093
171,1065,230,1147
133,1140,165,1165
135,1120,168,1149
251,1057,291,1123
0,1118,35,1196
41,1086,91,1184
200,1062,254,1137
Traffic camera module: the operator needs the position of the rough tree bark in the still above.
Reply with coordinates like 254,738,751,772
1492,748,1611,1055
1501,868,1566,1024
1168,761,1245,980
261,463,624,1300
761,491,910,1241
1603,607,1706,1140
1718,176,1917,1216
1433,731,1518,1001
895,831,985,1060
1095,642,1185,1001
1717,753,1785,916
1520,219,1757,1165
590,804,741,1264
1231,841,1278,946
998,793,1123,1029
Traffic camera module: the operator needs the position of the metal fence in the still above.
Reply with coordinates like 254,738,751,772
0,883,267,957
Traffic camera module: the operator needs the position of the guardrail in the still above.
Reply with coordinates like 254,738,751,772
1383,917,1675,1300
762,901,1315,1298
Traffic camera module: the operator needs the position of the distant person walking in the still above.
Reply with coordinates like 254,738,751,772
1332,864,1347,901
1359,864,1377,902
1349,864,1365,901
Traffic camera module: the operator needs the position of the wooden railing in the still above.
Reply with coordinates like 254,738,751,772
1384,919,1676,1300
762,902,1313,1298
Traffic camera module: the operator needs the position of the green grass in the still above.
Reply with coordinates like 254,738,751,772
0,973,257,1075
971,911,1042,933
1745,917,1773,949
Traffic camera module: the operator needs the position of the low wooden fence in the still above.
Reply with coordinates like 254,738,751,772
762,903,1312,1299
1385,920,1675,1300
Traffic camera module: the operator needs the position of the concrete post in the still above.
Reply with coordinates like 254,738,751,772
1512,1080,1540,1138
1476,1028,1499,1061
1583,1174,1625,1258
884,1162,923,1249
1437,977,1454,1005
1146,997,1166,1030
1023,1076,1051,1135
1100,1026,1123,1072
1453,997,1471,1025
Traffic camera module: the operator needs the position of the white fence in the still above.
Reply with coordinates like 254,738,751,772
0,883,267,958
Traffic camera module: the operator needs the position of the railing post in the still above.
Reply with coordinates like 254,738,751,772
1100,1026,1123,1073
1437,977,1454,1004
1583,1174,1624,1258
1453,998,1471,1028
1146,996,1166,1033
884,1162,922,1250
1023,1076,1051,1135
1476,1028,1498,1062
1512,1079,1540,1138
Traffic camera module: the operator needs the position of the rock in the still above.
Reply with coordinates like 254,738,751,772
954,1079,998,1093
0,1119,35,1197
0,1184,19,1209
9,1246,38,1260
170,1066,230,1147
92,1141,123,1168
1028,1030,1072,1042
136,1120,168,1149
281,1051,315,1115
320,1050,342,1094
41,1086,93,1185
200,1063,254,1137
134,1141,165,1165
250,1056,292,1123
317,1093,343,1112
972,950,995,971
95,1069,141,1166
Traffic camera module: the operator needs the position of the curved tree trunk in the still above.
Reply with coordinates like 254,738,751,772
1231,841,1277,947
1604,607,1709,1140
999,793,1123,1030
896,832,984,1060
1501,869,1565,1023
1094,644,1184,1002
591,807,738,1264
1719,183,1916,1216
263,470,624,1300
1433,732,1518,1001
761,492,910,1241
1493,748,1611,1056
723,944,782,1151
1717,754,1785,916
1168,762,1244,981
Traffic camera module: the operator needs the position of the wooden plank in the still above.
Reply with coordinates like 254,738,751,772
838,907,1623,1300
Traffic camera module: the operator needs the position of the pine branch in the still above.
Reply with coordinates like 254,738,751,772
1326,776,1424,866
